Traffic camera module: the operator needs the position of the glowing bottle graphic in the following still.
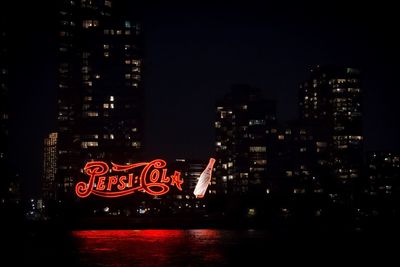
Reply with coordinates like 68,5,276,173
193,158,216,198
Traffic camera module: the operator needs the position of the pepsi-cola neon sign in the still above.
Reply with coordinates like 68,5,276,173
75,159,183,198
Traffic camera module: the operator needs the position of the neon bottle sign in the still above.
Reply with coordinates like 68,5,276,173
75,159,183,198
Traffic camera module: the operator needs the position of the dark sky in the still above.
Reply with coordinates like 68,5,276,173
4,0,400,196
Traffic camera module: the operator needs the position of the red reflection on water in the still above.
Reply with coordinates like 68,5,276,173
73,229,185,239
72,229,226,267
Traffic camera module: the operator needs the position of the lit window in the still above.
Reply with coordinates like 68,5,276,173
110,134,114,139
125,20,131,28
105,0,112,7
84,81,92,87
104,52,109,57
103,103,109,109
103,44,109,49
81,141,98,148
336,79,346,84
82,20,98,28
249,119,265,126
249,146,266,152
316,142,327,148
110,96,114,101
254,160,267,165
85,111,98,117
132,141,141,148
132,60,141,66
110,103,114,109
278,135,285,140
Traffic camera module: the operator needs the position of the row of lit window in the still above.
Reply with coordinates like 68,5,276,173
219,110,233,119
333,87,360,93
333,135,362,141
82,20,99,29
125,59,141,66
81,141,141,149
104,29,132,35
125,74,141,80
81,132,140,141
249,146,266,152
60,20,75,27
83,96,114,102
330,78,359,84
83,103,115,110
249,119,265,126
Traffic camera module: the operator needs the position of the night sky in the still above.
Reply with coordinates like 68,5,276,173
4,0,400,196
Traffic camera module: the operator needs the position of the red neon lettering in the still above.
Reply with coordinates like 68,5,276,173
75,159,184,198
170,171,183,191
75,161,109,198
161,169,169,183
97,177,106,190
127,174,133,187
107,176,118,191
117,176,127,190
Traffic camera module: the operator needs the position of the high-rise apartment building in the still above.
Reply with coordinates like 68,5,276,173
299,66,363,193
365,151,400,197
43,133,58,201
215,85,276,195
56,0,143,201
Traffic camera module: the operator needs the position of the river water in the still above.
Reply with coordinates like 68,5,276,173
6,227,399,266
72,229,277,266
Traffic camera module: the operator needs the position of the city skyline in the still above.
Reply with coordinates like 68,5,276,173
2,2,400,266
2,0,400,197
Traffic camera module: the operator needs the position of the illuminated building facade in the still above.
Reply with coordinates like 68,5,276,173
56,0,143,202
43,133,58,201
365,152,400,197
215,85,276,195
170,159,208,213
299,66,363,194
